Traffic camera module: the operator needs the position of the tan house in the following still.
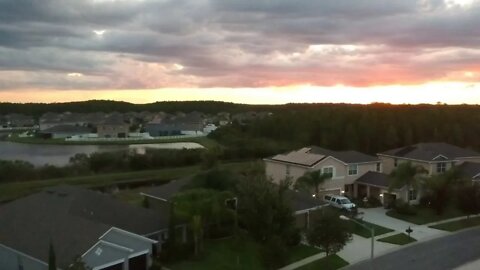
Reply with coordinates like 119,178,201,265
264,146,381,198
97,114,130,138
355,142,480,206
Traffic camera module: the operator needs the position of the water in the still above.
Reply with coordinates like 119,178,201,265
0,141,204,166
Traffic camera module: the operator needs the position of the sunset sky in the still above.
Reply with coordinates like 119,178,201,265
1,0,480,104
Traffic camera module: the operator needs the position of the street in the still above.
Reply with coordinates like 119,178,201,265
345,227,480,270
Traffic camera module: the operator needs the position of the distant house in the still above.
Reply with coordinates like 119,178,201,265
38,124,93,139
145,112,205,137
0,115,7,128
264,146,380,198
5,113,35,128
0,186,181,270
97,114,130,138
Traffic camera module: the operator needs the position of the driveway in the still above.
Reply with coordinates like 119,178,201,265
359,207,448,241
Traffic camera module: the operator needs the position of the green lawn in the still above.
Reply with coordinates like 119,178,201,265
349,220,394,238
386,206,465,225
429,216,480,232
377,233,417,245
296,255,349,270
0,161,253,203
7,134,220,148
168,238,322,270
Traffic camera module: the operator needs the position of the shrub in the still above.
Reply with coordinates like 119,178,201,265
260,236,288,270
284,227,301,246
149,259,162,270
394,200,417,216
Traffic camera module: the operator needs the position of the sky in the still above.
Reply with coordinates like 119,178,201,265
0,0,480,105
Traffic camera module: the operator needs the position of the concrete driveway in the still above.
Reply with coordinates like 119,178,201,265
359,207,448,241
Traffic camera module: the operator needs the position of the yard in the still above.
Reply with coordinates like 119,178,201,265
349,220,394,238
386,205,465,225
429,216,480,232
377,233,417,245
296,255,349,270
0,161,253,203
168,237,322,270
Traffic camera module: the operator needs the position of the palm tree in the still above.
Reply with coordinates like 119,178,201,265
389,162,428,205
295,170,332,197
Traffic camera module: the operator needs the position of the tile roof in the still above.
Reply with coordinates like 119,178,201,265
379,143,480,161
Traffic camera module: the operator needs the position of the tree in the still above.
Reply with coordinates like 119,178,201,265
389,162,427,205
295,170,331,198
306,208,352,256
48,241,56,270
423,167,460,215
67,256,91,270
457,183,480,218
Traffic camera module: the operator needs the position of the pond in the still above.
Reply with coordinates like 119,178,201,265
0,141,204,166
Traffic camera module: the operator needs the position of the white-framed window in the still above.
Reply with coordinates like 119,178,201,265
376,162,382,172
436,162,447,173
348,164,358,176
408,190,417,201
322,167,334,177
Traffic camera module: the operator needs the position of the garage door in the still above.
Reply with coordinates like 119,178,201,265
129,254,147,270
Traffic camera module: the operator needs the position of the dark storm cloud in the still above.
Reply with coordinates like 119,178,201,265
0,0,479,90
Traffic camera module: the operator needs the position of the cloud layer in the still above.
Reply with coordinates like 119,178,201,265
0,0,479,91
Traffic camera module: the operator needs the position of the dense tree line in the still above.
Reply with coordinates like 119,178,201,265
210,103,480,155
0,149,205,183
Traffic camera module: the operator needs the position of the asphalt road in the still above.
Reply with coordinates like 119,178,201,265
345,227,480,270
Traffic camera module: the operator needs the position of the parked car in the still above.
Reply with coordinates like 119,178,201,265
323,194,357,211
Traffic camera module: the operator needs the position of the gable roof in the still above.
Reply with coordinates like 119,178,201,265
141,177,191,201
379,143,480,161
0,186,169,268
355,171,391,189
458,162,480,180
266,146,378,167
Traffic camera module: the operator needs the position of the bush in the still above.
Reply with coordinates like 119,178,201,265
394,200,417,216
149,259,162,270
284,228,301,246
159,242,194,263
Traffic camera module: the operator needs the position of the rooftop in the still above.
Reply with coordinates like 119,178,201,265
379,142,480,161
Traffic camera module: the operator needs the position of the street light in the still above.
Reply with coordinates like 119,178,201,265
340,215,375,269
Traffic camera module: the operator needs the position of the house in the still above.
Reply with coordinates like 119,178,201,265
0,186,180,270
97,114,130,138
38,124,93,139
354,143,480,206
378,142,480,176
264,146,381,198
145,112,205,137
5,113,35,127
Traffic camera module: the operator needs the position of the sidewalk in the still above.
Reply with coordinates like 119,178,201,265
279,208,480,270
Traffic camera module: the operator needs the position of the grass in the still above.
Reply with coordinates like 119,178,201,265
6,134,220,148
429,216,480,232
386,205,465,225
168,237,322,270
296,255,349,270
349,220,394,238
377,233,417,245
0,160,253,203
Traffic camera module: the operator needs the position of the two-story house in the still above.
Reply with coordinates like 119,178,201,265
354,142,480,206
264,146,381,198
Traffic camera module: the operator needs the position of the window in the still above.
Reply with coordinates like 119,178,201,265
286,165,291,177
436,162,447,173
348,164,358,175
322,167,334,177
408,190,417,201
394,159,398,167
376,162,382,172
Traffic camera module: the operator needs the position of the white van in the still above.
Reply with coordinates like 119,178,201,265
323,194,356,211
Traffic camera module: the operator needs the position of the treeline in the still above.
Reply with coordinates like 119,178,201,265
210,104,480,155
0,149,205,182
0,100,269,116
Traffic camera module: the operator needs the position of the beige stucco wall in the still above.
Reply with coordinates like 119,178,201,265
265,157,379,194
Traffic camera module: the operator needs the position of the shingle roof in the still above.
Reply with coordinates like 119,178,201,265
141,178,192,201
458,162,480,179
355,171,391,188
0,186,169,268
40,124,92,134
379,143,480,161
309,146,379,164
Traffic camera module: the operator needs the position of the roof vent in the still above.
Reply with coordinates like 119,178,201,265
95,247,103,256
